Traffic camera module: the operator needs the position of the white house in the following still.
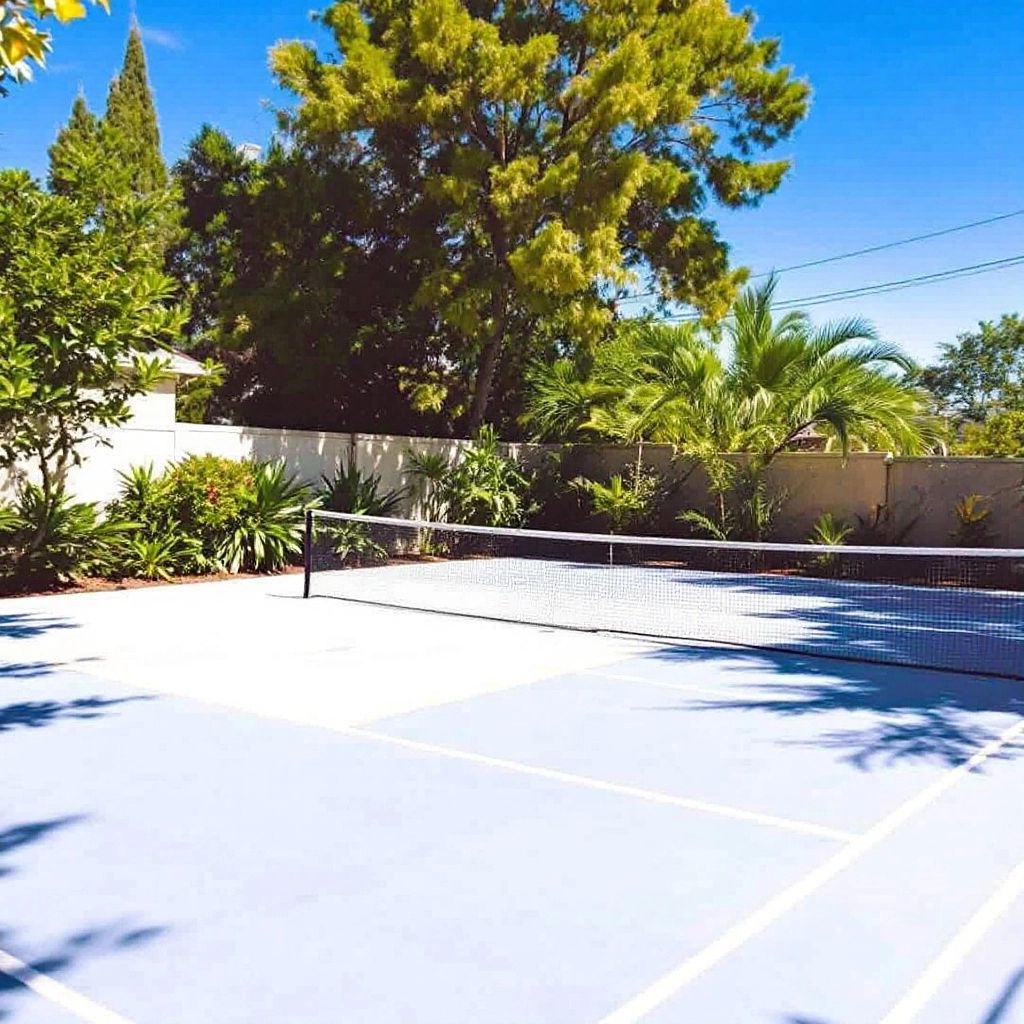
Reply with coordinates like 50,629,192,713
124,350,207,428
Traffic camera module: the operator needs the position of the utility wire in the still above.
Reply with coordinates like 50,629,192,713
657,253,1024,322
750,207,1024,278
618,206,1024,303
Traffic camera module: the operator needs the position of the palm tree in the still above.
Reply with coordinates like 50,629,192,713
523,278,941,459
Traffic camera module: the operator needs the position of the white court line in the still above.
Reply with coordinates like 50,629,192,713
344,725,855,843
597,717,1024,1024
0,949,136,1024
879,856,1024,1024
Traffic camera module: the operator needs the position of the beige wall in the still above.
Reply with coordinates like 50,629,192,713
2,421,1021,547
889,457,1024,547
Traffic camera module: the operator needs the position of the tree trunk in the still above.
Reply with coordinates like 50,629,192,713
467,285,508,435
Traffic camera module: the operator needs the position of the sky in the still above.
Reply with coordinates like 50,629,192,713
2,0,1022,365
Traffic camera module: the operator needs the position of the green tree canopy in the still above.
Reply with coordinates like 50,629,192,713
273,0,810,431
47,89,100,193
0,0,108,94
956,410,1024,458
524,279,940,458
0,170,185,552
920,314,1024,422
169,124,458,433
103,23,166,193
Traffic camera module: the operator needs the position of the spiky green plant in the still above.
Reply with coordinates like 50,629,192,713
217,461,309,572
321,457,406,516
8,484,132,582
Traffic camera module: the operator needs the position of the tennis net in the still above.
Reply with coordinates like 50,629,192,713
303,510,1024,680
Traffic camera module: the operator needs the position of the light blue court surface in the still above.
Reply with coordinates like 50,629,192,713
2,578,1024,1024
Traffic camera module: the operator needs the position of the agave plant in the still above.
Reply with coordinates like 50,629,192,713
10,484,133,582
0,502,24,539
122,532,202,582
217,460,310,573
321,456,406,516
809,512,854,547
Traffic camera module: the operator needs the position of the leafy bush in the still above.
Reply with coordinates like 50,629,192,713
217,460,309,572
573,463,663,534
406,449,453,522
952,494,993,548
407,427,533,528
122,532,203,582
679,466,785,542
161,455,257,555
809,512,853,547
0,501,23,541
110,455,309,578
445,426,534,527
4,484,131,583
321,457,406,516
956,412,1024,457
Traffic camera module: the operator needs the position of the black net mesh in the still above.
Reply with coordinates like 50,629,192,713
306,512,1024,680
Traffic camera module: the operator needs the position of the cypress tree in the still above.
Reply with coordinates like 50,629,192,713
103,24,167,194
48,91,101,196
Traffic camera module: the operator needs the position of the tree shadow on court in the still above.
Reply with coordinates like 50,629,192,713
639,643,1024,770
0,613,77,640
0,815,168,1020
0,694,152,734
981,966,1024,1023
655,568,1024,680
0,817,86,880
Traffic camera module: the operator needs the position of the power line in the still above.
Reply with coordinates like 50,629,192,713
658,252,1024,322
750,207,1024,278
617,206,1024,303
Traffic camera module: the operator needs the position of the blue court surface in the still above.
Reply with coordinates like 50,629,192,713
2,575,1023,1023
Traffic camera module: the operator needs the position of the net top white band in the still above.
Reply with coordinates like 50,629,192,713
308,509,1024,559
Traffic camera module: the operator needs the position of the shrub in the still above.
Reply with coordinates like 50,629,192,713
573,463,663,534
443,426,534,527
679,465,785,542
809,512,853,547
956,412,1024,457
952,494,993,548
110,456,310,578
406,449,454,522
160,455,256,555
321,457,405,516
406,427,533,528
121,531,203,582
217,460,309,572
5,484,131,583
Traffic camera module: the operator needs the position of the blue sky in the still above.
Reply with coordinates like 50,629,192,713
3,0,1022,364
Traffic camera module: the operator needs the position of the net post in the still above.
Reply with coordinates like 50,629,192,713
302,508,313,599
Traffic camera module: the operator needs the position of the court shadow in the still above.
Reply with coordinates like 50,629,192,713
656,569,1024,680
640,644,1024,769
982,965,1024,1023
0,695,151,734
0,816,168,1019
0,921,169,1020
0,613,77,640
0,817,86,879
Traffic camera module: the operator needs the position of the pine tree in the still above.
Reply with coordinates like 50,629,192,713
48,91,102,196
103,24,167,194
